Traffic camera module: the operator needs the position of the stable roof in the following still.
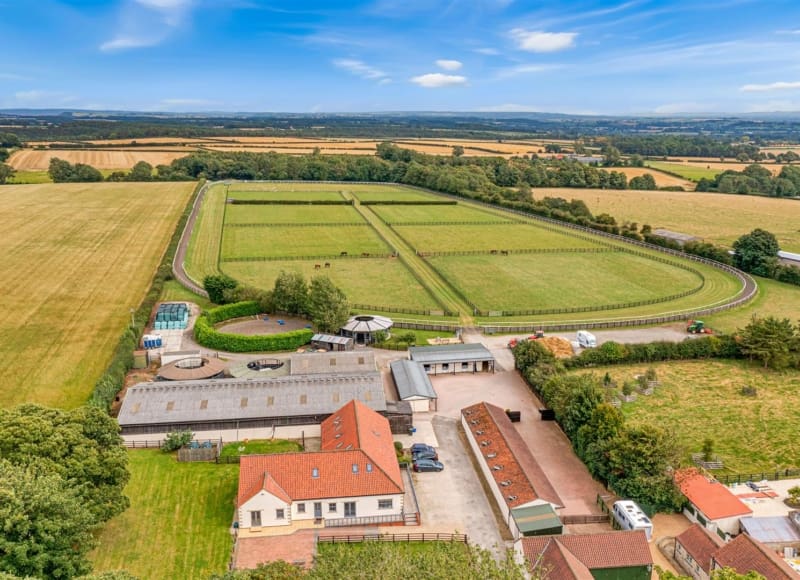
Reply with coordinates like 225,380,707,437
118,373,385,427
675,524,723,576
676,469,752,521
390,360,437,400
741,516,800,544
311,334,352,346
713,532,797,579
520,531,653,572
341,315,393,333
290,351,376,375
409,343,494,365
511,503,562,536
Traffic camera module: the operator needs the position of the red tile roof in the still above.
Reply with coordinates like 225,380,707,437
462,402,562,510
713,533,797,579
532,538,594,579
676,468,752,521
238,400,403,506
675,523,723,575
520,531,653,571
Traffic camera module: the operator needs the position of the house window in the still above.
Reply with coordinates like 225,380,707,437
276,509,285,520
344,502,356,517
424,364,431,372
378,499,393,510
442,363,449,371
250,510,262,527
329,503,337,513
297,503,306,514
461,362,469,370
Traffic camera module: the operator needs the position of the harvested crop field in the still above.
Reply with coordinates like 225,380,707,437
603,166,694,190
9,149,190,170
532,187,800,252
0,182,195,408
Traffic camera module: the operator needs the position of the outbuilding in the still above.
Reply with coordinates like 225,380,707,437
390,360,437,412
310,333,354,352
408,343,495,375
339,315,393,345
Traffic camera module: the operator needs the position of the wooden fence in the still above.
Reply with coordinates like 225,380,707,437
317,532,468,544
715,469,800,485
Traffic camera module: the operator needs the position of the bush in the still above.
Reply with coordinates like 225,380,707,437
162,430,193,452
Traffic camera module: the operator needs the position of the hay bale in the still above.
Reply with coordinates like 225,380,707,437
538,336,574,358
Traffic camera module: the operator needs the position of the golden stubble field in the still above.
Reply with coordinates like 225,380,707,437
9,149,191,170
535,187,800,252
0,182,194,408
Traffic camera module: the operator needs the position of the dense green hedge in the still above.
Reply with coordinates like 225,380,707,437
229,199,353,205
88,180,206,412
194,301,313,352
359,200,457,206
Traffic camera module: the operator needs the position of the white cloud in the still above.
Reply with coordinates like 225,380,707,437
746,100,800,112
410,73,468,88
14,90,76,105
101,36,160,51
101,0,194,51
436,59,463,71
474,47,500,55
0,72,30,81
510,29,577,52
740,81,800,92
652,102,716,114
494,63,561,79
332,59,390,82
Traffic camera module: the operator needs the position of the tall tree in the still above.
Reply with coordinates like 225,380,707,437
272,271,309,316
0,461,97,579
733,228,779,277
203,274,238,304
126,161,153,181
0,163,15,184
737,315,798,369
307,275,349,333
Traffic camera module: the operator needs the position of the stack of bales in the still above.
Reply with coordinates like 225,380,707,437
153,303,189,331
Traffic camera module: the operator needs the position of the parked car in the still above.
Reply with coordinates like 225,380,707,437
413,459,444,472
411,443,436,455
412,449,438,461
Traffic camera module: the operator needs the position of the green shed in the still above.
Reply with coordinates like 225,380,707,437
511,503,563,537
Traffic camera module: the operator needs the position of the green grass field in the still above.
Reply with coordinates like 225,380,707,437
7,169,53,184
91,450,238,580
705,276,800,333
224,257,441,311
531,188,800,252
224,204,365,225
351,188,442,203
226,189,344,202
0,182,194,408
369,203,514,224
429,252,703,311
219,438,302,457
159,279,214,311
185,183,226,283
585,360,800,473
395,223,604,253
221,224,390,259
644,161,722,181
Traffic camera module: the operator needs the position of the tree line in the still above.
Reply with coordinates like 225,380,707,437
697,163,800,197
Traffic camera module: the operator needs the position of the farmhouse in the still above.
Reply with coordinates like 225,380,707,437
236,400,408,535
390,360,438,412
676,468,752,540
408,343,495,375
462,402,562,539
339,314,393,345
517,531,653,580
117,373,386,441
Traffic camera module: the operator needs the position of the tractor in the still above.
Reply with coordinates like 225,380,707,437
686,320,712,334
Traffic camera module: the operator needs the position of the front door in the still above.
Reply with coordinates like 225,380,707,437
314,502,322,518
344,502,356,517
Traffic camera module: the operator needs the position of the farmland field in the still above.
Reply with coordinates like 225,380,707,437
705,276,800,333
8,148,190,170
429,252,703,311
586,360,800,473
187,181,747,322
0,182,194,408
226,189,345,202
602,166,695,190
644,161,722,181
91,450,238,580
533,187,800,252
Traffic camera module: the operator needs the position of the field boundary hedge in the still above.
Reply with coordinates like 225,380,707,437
386,220,514,226
359,200,457,206
221,252,395,263
194,301,313,352
226,222,368,228
229,199,354,205
89,179,205,412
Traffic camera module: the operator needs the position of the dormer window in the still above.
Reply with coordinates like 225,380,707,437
312,468,319,478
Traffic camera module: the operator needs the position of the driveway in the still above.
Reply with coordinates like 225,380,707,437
409,415,508,553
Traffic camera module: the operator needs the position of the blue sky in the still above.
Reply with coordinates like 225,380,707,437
2,0,800,114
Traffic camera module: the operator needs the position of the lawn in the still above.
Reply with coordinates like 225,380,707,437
705,276,800,334
429,252,704,312
585,360,800,473
350,188,442,203
219,438,302,457
91,450,238,580
185,182,226,283
0,182,194,408
644,161,722,182
159,279,214,311
223,257,442,311
530,188,800,252
369,203,515,224
7,169,52,184
226,189,345,202
221,224,390,259
224,204,365,225
394,223,604,253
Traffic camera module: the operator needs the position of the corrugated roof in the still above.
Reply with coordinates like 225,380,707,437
289,351,376,375
390,360,437,400
713,532,797,579
311,334,352,345
409,343,494,364
511,503,562,535
462,402,562,509
675,523,723,575
741,516,800,544
118,373,385,426
341,315,393,333
676,469,752,521
520,531,653,571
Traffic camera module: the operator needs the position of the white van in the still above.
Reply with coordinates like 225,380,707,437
576,330,597,348
612,500,653,541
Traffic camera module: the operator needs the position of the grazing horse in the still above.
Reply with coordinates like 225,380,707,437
314,264,321,270
340,251,348,256
500,250,509,256
490,249,498,255
324,262,331,268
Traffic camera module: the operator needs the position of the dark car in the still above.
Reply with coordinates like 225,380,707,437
413,459,444,472
412,449,438,461
411,443,436,456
